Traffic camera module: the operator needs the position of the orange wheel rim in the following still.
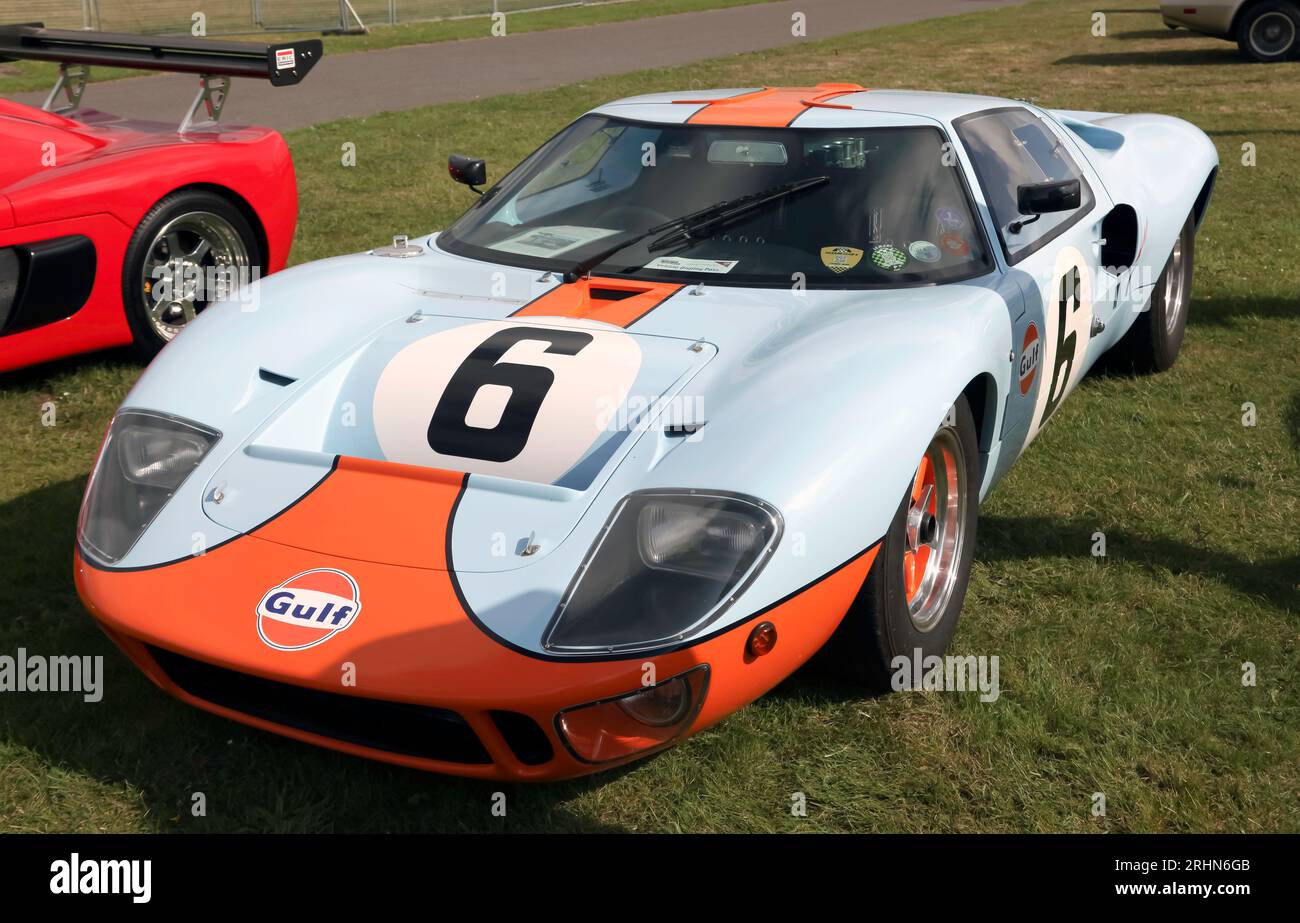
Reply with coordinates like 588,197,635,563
903,421,968,632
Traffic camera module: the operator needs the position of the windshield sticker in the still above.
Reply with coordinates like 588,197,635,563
939,233,970,258
495,226,619,258
871,244,908,272
937,207,966,231
908,240,943,264
644,256,739,274
820,246,864,274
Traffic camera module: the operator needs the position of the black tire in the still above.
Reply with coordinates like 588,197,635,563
121,189,262,362
1107,211,1194,374
823,395,980,691
1236,1,1300,62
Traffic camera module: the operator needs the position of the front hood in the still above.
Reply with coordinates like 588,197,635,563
199,310,713,568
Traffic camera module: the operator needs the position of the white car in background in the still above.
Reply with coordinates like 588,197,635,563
1161,1,1300,61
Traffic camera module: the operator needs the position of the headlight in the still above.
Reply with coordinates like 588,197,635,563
556,666,709,763
78,410,220,565
543,490,781,654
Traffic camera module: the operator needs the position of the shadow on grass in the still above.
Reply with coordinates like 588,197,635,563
1109,29,1197,41
769,505,1299,710
0,348,140,389
1187,295,1300,326
0,478,639,832
1286,390,1300,452
1205,128,1300,137
977,514,1298,611
1054,47,1242,66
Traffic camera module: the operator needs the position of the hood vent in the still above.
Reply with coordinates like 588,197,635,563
589,287,640,302
258,367,296,387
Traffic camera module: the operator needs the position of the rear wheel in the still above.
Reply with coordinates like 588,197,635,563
1107,211,1194,374
121,189,261,361
1236,1,1300,62
824,396,979,690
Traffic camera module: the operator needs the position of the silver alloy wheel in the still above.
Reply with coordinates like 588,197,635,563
1250,12,1296,57
1162,232,1188,335
903,426,968,633
140,211,250,341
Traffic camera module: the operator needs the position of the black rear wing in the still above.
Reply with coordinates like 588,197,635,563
0,23,321,86
0,23,322,131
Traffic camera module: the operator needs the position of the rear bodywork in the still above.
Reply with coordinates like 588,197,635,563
0,25,318,372
1160,1,1244,38
75,87,1218,780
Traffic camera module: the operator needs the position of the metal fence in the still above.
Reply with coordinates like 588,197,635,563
0,1,616,35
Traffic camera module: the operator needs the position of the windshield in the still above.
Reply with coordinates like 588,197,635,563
438,115,993,288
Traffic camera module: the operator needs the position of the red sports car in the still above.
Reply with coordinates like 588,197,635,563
0,24,320,373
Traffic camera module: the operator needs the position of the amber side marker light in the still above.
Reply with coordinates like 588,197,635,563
555,665,710,764
747,621,778,657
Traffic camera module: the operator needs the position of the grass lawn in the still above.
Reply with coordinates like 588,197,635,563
1,0,1297,832
0,0,783,94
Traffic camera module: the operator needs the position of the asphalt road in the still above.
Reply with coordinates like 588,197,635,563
12,0,1024,130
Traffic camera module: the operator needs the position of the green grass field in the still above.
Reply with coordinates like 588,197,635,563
0,0,782,94
1,0,1297,832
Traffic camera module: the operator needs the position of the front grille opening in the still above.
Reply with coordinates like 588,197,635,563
489,710,554,766
147,645,491,765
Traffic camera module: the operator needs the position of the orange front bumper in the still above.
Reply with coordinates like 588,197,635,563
74,459,876,781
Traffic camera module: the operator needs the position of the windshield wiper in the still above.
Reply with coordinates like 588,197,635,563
557,175,829,283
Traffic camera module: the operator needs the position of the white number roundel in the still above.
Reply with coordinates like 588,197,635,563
1028,246,1094,443
372,320,642,484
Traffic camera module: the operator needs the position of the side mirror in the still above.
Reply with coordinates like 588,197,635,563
1017,178,1081,216
448,154,487,192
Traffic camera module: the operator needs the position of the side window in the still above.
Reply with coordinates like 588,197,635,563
956,108,1093,263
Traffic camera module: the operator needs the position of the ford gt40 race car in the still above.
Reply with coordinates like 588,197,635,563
75,85,1217,780
0,24,320,373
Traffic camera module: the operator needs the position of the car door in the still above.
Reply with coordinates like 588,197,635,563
955,106,1114,457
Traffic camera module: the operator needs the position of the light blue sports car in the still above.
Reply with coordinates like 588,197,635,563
75,85,1218,780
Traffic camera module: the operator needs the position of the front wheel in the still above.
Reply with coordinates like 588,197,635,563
121,190,262,362
1236,1,1300,62
824,395,980,691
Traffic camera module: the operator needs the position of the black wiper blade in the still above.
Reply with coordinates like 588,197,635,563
647,175,829,253
558,175,829,283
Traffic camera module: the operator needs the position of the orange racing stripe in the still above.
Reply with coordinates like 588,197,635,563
682,83,866,127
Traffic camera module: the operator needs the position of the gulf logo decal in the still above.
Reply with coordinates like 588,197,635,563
1018,322,1041,396
256,568,361,651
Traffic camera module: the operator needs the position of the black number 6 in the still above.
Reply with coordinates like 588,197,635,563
428,326,594,462
1041,266,1081,427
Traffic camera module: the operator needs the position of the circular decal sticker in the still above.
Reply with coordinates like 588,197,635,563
1027,246,1094,442
257,568,361,652
939,233,970,258
1018,322,1041,396
871,244,908,272
373,319,642,484
909,240,943,264
821,246,864,274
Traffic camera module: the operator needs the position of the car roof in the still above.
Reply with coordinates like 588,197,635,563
589,85,1023,128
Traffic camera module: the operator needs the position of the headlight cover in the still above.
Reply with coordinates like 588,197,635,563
543,490,782,655
556,665,710,764
78,410,220,565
